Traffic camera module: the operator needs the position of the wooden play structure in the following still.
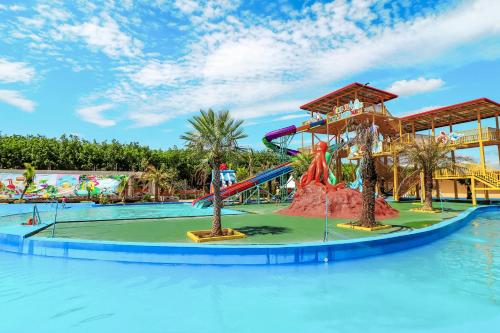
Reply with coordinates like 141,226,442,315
297,82,500,205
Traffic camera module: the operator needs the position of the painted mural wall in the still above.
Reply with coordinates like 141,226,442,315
0,173,127,200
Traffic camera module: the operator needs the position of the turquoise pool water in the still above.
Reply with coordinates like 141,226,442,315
0,211,498,332
0,203,243,226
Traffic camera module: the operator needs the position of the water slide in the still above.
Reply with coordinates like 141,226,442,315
193,119,330,208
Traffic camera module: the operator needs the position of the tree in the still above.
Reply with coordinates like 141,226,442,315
141,164,178,201
181,109,247,236
399,137,466,211
291,152,313,184
458,178,472,199
353,122,378,227
117,176,129,202
19,163,36,201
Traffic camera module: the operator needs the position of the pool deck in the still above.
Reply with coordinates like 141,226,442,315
33,202,472,243
0,203,497,265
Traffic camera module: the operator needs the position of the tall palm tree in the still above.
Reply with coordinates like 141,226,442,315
141,164,178,201
399,137,467,211
19,163,36,201
353,122,378,227
181,109,247,236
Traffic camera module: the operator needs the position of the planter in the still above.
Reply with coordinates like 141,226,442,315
409,208,440,213
186,228,247,243
337,223,392,231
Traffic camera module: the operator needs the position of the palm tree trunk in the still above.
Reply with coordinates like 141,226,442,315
211,163,223,236
423,171,433,211
359,126,377,228
155,180,160,202
19,186,28,201
359,153,377,227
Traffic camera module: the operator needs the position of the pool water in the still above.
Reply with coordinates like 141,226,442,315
0,202,93,217
0,211,498,332
0,203,243,226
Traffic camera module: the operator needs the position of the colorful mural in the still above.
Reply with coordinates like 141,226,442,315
0,173,127,200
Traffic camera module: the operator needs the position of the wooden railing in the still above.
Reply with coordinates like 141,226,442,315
397,127,500,147
398,170,421,197
325,104,391,123
435,163,500,188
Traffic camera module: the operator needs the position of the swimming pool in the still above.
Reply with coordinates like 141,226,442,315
0,202,243,226
0,210,498,332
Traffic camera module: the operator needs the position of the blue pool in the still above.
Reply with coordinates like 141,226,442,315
0,202,243,226
0,210,498,332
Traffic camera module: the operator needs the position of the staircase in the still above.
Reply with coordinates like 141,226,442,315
435,163,500,189
397,170,421,198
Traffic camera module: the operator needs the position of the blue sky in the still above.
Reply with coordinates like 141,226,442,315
0,0,499,163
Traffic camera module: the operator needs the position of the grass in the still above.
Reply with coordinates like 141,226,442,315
36,201,473,244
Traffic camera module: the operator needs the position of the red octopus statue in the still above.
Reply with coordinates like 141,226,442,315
299,140,345,191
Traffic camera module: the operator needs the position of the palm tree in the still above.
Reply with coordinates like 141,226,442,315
117,176,129,202
141,164,178,201
291,152,313,185
19,163,36,201
399,137,467,211
353,122,378,227
181,109,247,236
194,160,211,194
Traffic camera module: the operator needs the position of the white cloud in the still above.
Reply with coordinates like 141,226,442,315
76,104,116,127
35,4,70,21
202,38,296,80
130,61,185,86
174,0,240,20
387,78,444,96
174,0,200,14
128,111,172,127
41,0,500,128
60,15,142,58
0,4,26,11
399,105,444,117
231,100,304,120
125,0,500,126
275,113,310,121
312,0,500,82
0,58,35,83
0,90,36,112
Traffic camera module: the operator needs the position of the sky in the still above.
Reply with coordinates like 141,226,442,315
0,0,500,164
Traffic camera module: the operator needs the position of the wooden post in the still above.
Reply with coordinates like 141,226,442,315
412,121,416,139
336,129,341,182
450,124,458,199
311,111,314,148
471,176,476,206
393,155,399,201
477,111,486,174
431,117,435,137
496,113,500,167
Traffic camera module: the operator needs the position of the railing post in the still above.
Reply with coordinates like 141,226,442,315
471,176,477,206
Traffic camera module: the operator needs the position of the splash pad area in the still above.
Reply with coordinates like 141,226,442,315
0,201,488,265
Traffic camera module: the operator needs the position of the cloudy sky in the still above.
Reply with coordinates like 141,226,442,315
0,0,499,158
